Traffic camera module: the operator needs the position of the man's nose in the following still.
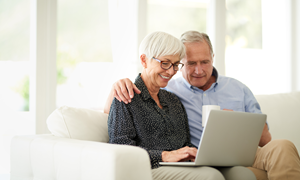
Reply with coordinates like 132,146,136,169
195,64,203,74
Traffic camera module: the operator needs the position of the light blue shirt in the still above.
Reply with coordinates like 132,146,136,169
165,68,264,146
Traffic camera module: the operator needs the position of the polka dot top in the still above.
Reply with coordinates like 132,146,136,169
108,74,195,169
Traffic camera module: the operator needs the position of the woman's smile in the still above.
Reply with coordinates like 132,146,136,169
159,74,171,80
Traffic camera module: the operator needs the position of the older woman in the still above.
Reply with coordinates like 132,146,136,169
108,31,225,180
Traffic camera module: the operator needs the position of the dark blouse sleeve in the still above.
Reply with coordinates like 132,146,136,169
108,98,137,146
146,150,163,168
108,98,164,168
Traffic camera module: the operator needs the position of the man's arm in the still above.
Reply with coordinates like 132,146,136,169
259,123,272,147
243,87,272,146
104,78,141,114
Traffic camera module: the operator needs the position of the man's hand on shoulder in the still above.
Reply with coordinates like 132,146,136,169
113,78,141,104
104,78,141,114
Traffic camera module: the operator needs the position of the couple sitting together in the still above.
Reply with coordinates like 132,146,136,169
104,30,300,180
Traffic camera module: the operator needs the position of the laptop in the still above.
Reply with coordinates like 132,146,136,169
160,110,266,167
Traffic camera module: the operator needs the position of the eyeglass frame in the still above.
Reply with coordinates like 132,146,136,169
152,57,184,71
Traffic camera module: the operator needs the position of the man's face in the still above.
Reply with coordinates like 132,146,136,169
181,41,214,91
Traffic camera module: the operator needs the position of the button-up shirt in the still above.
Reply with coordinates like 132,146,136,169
108,74,195,169
166,68,265,146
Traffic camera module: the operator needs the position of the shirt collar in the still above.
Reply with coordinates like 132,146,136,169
134,74,168,106
135,74,151,101
213,67,219,83
182,67,219,91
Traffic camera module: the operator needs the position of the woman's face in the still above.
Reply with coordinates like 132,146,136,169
142,54,181,89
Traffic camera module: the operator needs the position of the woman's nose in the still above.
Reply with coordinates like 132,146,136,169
167,65,176,75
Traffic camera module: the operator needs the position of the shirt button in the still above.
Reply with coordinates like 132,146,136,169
204,94,206,96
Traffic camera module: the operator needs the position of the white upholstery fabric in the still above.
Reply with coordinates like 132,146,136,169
47,106,109,142
255,92,300,151
10,135,152,180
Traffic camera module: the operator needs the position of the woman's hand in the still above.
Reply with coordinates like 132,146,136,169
161,146,197,162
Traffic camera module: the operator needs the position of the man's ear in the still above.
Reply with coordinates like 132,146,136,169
140,54,147,68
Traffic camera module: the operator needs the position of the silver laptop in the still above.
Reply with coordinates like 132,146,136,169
160,110,266,167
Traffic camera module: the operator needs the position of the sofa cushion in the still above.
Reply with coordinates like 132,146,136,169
47,106,109,142
255,91,300,151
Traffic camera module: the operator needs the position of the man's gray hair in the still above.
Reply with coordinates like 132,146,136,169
139,31,186,61
180,31,214,56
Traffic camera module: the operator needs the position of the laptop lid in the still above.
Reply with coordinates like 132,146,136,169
160,110,266,167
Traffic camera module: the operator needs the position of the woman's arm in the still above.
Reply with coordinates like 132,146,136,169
108,98,163,168
108,98,137,145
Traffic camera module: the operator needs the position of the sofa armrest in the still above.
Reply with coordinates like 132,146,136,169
11,134,152,180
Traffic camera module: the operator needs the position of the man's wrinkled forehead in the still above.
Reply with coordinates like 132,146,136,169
183,41,214,60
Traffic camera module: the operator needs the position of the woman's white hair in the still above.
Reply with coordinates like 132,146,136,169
139,31,186,61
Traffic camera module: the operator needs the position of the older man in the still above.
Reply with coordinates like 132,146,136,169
104,31,300,180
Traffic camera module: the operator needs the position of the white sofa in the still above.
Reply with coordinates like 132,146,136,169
255,92,300,151
10,92,300,180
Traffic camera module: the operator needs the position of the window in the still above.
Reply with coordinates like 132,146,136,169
225,0,263,95
147,0,207,38
225,0,264,94
0,0,33,176
57,0,112,110
225,0,293,95
226,0,262,49
147,0,208,79
0,0,30,111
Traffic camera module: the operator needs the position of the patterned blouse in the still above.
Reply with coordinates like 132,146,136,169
108,74,195,169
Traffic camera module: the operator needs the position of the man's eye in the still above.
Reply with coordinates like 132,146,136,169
187,62,196,66
162,62,170,66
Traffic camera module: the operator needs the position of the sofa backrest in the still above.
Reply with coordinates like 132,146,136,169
47,92,300,150
47,106,109,142
255,92,300,150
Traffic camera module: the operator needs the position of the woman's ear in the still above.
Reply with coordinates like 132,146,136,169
140,54,147,68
